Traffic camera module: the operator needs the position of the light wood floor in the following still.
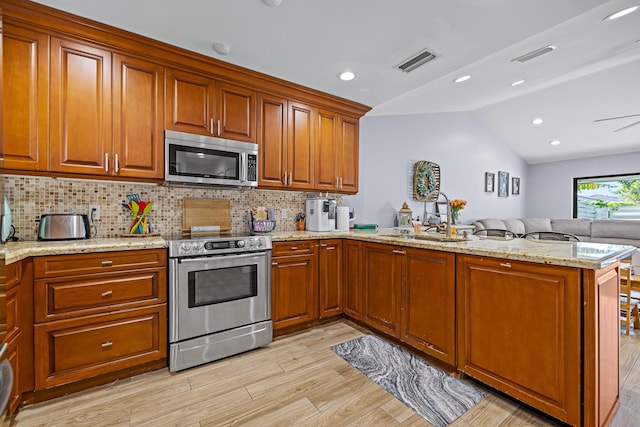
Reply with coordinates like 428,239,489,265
11,320,640,426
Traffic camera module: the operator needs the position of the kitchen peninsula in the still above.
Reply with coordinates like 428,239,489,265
0,231,635,427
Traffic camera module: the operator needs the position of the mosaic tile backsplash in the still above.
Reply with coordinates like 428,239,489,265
3,175,341,240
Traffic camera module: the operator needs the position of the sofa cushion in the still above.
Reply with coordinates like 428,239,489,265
476,218,508,231
591,220,640,242
551,218,592,239
521,218,553,233
502,219,526,235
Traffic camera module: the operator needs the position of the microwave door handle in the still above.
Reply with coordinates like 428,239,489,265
240,152,246,183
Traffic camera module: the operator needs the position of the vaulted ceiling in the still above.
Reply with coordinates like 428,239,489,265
33,0,640,164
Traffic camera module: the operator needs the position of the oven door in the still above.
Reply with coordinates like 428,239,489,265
170,251,270,342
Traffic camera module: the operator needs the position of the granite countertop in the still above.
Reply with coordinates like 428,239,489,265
1,230,636,270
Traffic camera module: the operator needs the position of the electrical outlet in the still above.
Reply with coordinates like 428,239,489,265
89,205,101,220
281,208,288,219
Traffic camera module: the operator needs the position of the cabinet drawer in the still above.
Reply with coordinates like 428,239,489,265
34,268,166,322
34,305,166,390
272,240,317,256
34,249,167,278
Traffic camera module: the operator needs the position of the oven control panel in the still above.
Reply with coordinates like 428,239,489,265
169,236,272,257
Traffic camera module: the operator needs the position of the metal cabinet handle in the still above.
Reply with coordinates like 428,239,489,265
101,260,113,266
291,246,298,250
336,177,339,189
320,243,328,247
392,249,406,255
105,153,109,172
101,290,113,297
218,119,221,136
500,262,512,268
272,262,278,266
210,118,214,135
283,171,288,186
340,177,343,190
115,154,119,173
289,172,292,186
101,341,113,349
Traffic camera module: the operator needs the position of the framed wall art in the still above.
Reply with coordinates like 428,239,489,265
413,161,440,202
512,177,520,195
498,171,509,197
485,172,495,192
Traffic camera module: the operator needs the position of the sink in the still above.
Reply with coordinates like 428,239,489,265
409,234,468,242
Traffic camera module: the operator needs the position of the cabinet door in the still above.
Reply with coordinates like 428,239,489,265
257,93,287,188
318,239,342,318
50,37,112,175
1,24,49,171
216,82,256,142
287,101,315,189
165,68,215,136
338,115,359,194
271,253,318,330
5,331,21,415
362,242,402,337
113,54,164,179
342,240,362,319
314,109,339,191
401,248,455,365
456,255,581,426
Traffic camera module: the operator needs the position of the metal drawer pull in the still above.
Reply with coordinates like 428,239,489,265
101,260,113,266
101,341,113,349
500,262,512,268
272,262,278,266
392,249,406,254
291,246,298,250
101,290,113,297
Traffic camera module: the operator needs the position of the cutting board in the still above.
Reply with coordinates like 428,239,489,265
182,198,231,234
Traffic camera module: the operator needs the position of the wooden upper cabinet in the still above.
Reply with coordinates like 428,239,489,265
113,54,164,179
257,93,288,188
166,68,257,142
338,115,359,194
287,101,315,190
49,37,112,175
314,109,339,191
1,24,49,171
165,68,214,136
216,82,256,143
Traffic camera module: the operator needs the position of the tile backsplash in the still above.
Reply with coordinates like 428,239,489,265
3,175,339,240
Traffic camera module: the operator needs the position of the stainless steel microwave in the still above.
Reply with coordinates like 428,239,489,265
165,130,258,187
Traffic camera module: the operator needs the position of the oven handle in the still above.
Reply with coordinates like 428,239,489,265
178,252,266,264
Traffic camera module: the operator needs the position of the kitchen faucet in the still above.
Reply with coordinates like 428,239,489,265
426,191,453,238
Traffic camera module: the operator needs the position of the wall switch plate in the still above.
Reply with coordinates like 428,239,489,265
89,205,101,220
281,208,288,219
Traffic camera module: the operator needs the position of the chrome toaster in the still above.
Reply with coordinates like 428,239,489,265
37,214,91,240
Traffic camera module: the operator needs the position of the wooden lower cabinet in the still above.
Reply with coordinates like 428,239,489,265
32,249,167,394
401,248,455,366
318,240,342,318
34,306,166,390
456,255,582,426
271,241,318,330
342,240,362,319
362,242,402,338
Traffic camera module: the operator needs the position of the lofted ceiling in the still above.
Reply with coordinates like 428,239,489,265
32,0,640,165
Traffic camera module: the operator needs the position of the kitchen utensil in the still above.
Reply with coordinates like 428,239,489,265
130,203,152,234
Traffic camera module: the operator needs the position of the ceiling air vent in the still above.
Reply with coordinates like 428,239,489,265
395,48,437,73
511,45,556,63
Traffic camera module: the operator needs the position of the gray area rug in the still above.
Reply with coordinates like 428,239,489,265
331,334,485,427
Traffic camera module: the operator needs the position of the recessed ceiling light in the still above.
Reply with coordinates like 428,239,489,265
532,118,543,125
212,42,230,55
338,71,356,81
604,5,639,20
511,80,525,87
453,75,471,83
550,140,561,146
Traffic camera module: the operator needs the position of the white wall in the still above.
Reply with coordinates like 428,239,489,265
526,151,640,218
343,112,528,227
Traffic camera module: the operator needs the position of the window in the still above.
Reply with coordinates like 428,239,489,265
573,173,640,220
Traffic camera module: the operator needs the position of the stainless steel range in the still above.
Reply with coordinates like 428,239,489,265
168,234,272,372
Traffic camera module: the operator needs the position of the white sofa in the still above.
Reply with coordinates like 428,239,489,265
471,218,640,248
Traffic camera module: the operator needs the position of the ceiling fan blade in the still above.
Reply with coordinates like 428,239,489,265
614,120,640,132
594,113,640,123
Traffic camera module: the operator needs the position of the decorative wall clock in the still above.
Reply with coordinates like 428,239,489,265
413,161,440,202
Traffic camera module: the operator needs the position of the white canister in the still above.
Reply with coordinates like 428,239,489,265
336,206,350,231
